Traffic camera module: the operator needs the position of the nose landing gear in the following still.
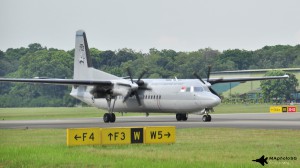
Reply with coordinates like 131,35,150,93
202,114,211,122
202,108,213,122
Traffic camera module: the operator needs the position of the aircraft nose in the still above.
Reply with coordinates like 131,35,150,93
208,94,221,107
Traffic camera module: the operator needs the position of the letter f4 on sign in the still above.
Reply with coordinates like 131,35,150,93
67,128,101,146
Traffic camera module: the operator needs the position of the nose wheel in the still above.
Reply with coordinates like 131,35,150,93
202,108,213,122
202,115,211,122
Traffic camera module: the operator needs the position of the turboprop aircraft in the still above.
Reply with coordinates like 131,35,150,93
0,30,289,123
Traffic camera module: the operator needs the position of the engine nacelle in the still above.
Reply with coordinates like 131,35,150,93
110,84,130,97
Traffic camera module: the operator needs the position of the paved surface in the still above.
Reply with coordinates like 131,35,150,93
1,113,300,129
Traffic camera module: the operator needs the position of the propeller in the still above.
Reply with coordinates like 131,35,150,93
194,66,220,98
193,72,205,84
206,65,211,82
123,68,149,106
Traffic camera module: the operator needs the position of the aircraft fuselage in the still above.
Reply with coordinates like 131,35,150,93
70,79,221,114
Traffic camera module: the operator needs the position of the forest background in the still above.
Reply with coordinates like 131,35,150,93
0,43,300,107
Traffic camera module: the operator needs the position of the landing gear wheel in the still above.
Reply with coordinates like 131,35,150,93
176,113,188,121
103,113,111,123
176,113,181,121
110,113,116,123
207,115,211,122
202,115,212,122
103,113,116,123
182,114,188,121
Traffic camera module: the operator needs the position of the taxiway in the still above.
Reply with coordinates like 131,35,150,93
1,113,300,129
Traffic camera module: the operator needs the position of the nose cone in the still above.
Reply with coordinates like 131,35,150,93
195,92,221,108
203,93,221,108
207,94,221,107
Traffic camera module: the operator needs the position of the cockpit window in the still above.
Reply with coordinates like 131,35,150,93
186,87,191,92
194,86,204,92
181,86,204,92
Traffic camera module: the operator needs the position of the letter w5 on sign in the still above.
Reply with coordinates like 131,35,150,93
144,126,176,144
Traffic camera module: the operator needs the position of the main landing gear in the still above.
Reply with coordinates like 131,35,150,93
103,96,117,123
176,113,212,122
103,113,116,123
176,113,188,121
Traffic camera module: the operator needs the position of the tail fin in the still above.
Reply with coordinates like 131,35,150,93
74,30,92,79
73,30,119,80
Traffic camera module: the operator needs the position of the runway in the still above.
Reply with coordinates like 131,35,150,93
1,113,300,129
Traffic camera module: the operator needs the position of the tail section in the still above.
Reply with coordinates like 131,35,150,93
74,30,92,79
73,30,119,80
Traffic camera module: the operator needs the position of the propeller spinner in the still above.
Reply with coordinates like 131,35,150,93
123,68,150,106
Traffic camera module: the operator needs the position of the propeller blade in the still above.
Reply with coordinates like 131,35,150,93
209,87,220,98
207,65,211,82
123,91,131,103
127,68,134,84
139,87,152,90
209,78,223,85
193,72,205,84
137,70,147,82
134,92,142,106
123,67,148,106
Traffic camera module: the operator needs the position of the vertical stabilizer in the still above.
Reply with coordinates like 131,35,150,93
73,30,120,80
74,30,93,79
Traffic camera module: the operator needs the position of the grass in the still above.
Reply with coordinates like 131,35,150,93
0,106,299,167
0,128,299,168
215,103,277,114
1,104,297,120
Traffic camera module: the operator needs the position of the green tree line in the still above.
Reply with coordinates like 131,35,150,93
0,43,300,107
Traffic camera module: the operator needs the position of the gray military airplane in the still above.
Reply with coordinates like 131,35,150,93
0,30,289,123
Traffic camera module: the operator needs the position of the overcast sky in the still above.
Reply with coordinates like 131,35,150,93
1,0,300,52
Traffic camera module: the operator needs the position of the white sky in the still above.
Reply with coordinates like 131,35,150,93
1,0,300,52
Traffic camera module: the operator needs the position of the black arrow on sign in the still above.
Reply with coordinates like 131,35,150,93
74,134,81,140
164,132,171,138
108,133,113,141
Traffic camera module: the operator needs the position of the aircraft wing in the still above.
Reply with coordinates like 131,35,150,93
208,75,289,85
0,78,113,86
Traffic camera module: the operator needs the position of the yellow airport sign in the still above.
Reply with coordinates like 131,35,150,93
66,126,176,146
67,128,101,146
101,127,131,145
130,128,144,144
270,106,283,113
144,126,176,144
270,106,298,113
